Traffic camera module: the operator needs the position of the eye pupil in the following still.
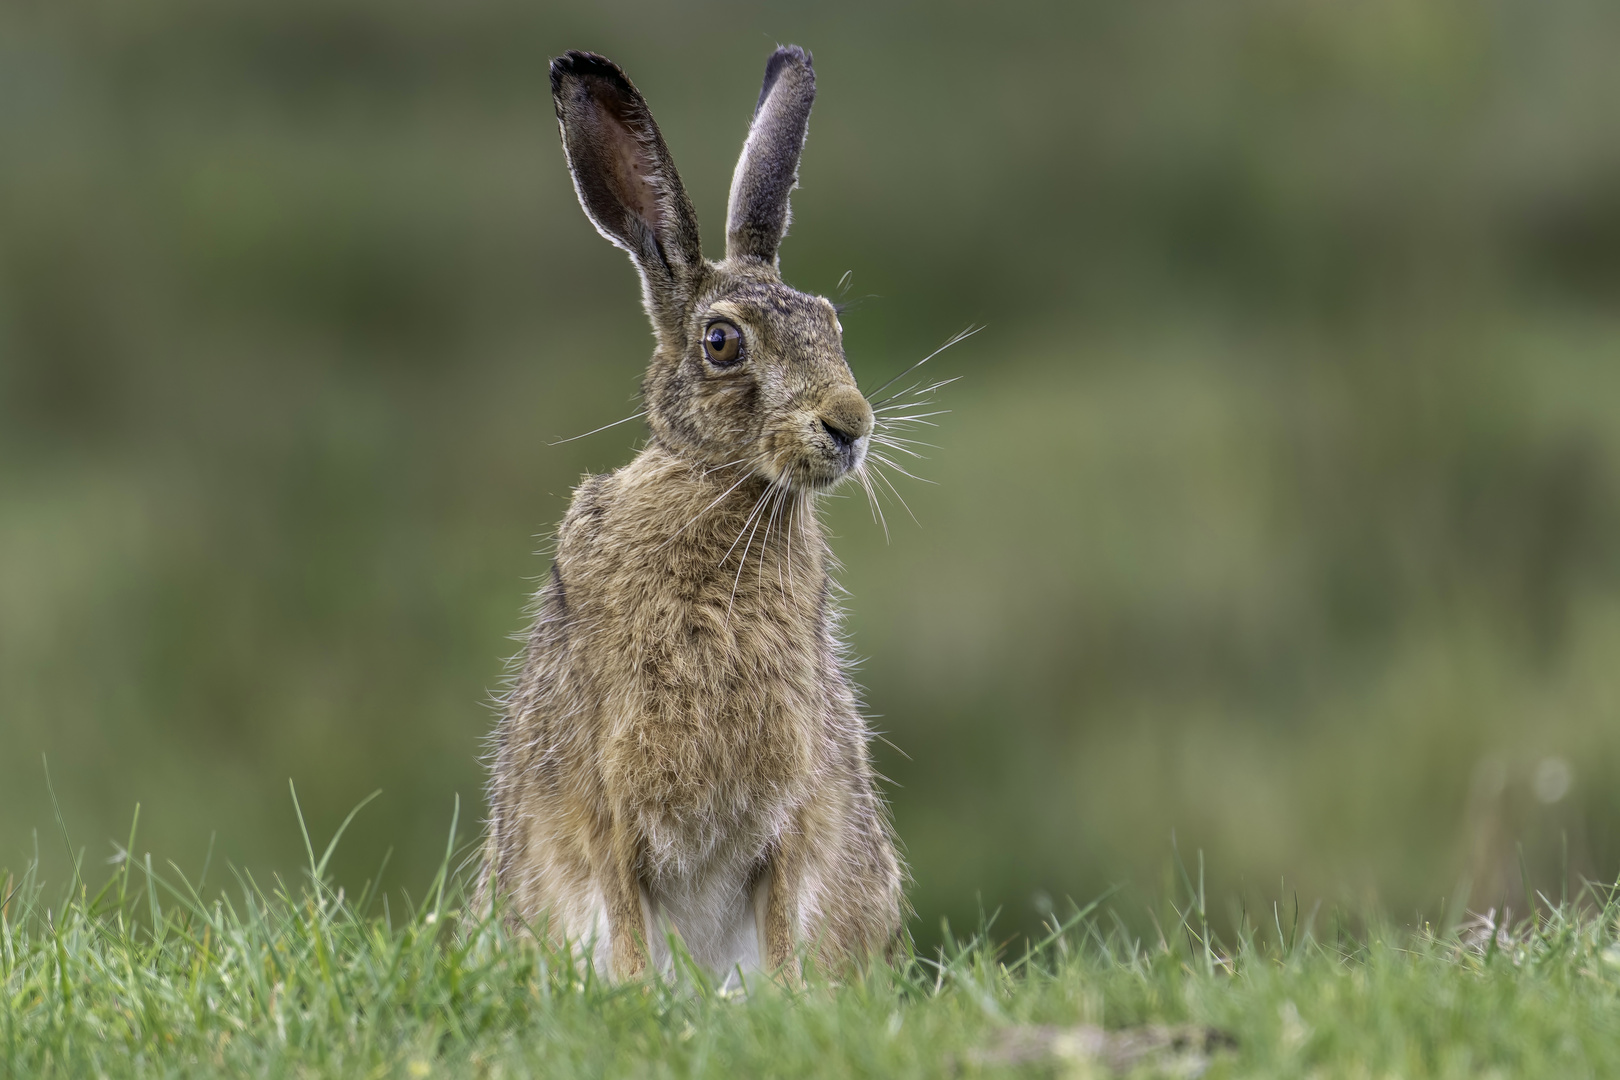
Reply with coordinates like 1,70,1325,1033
702,320,741,364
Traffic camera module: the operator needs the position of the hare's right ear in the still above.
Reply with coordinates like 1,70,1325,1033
550,52,702,298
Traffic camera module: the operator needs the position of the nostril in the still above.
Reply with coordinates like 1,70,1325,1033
821,418,857,451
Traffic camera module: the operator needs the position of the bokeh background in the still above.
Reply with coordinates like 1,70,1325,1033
5,0,1620,946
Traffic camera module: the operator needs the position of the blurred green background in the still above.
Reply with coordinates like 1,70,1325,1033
4,0,1620,946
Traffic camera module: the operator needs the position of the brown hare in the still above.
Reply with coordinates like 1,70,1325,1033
479,46,905,984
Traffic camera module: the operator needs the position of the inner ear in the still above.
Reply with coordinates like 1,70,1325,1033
551,52,701,276
594,100,664,232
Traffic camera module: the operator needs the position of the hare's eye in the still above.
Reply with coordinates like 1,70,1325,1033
702,321,743,366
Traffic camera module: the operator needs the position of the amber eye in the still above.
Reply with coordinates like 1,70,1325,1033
702,320,743,365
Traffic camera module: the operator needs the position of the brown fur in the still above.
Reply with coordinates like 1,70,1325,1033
479,47,904,983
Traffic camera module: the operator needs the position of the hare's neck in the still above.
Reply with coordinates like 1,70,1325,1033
620,448,830,600
696,471,827,584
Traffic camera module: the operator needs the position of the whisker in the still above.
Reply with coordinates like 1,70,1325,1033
906,375,962,397
548,410,647,445
782,489,800,607
873,443,935,458
721,483,775,567
856,464,890,543
869,463,921,525
763,484,790,602
868,452,937,486
863,325,981,405
855,467,878,526
770,485,792,601
754,482,779,604
870,436,932,458
658,470,755,552
726,487,774,620
871,377,961,412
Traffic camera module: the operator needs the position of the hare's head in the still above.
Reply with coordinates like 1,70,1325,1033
551,47,871,493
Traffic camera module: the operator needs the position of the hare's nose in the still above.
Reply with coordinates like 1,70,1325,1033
821,418,857,451
817,389,874,448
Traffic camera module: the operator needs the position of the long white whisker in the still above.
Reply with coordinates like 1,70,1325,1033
548,410,647,445
769,485,791,601
902,376,961,398
871,436,933,458
755,483,779,604
726,489,773,620
857,465,889,543
658,470,755,552
782,490,800,607
869,463,920,525
873,442,935,458
868,452,937,486
855,466,879,526
763,484,789,602
871,377,961,412
721,484,775,567
864,325,980,405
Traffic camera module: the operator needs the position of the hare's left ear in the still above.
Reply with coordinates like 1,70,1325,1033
725,45,816,265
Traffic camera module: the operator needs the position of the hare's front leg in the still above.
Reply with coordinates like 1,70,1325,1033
601,819,650,981
759,842,805,983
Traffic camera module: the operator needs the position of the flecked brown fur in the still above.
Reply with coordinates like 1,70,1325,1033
479,46,905,983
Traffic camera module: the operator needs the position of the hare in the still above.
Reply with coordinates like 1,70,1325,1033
479,46,905,983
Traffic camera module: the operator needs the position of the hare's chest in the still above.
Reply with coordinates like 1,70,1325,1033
561,470,832,864
591,599,825,866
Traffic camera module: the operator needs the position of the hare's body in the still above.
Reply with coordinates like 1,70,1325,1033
489,447,897,977
481,48,903,980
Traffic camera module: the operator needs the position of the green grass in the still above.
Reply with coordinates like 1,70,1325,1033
6,800,1620,1077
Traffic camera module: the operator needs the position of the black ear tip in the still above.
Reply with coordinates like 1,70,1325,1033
764,44,813,82
549,50,633,96
756,44,814,115
770,44,813,69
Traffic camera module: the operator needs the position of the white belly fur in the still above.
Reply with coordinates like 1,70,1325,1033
569,865,767,987
641,864,767,989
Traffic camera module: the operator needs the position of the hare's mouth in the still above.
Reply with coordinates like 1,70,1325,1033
767,437,866,492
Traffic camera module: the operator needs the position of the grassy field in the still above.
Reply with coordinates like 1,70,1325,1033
7,800,1619,1078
